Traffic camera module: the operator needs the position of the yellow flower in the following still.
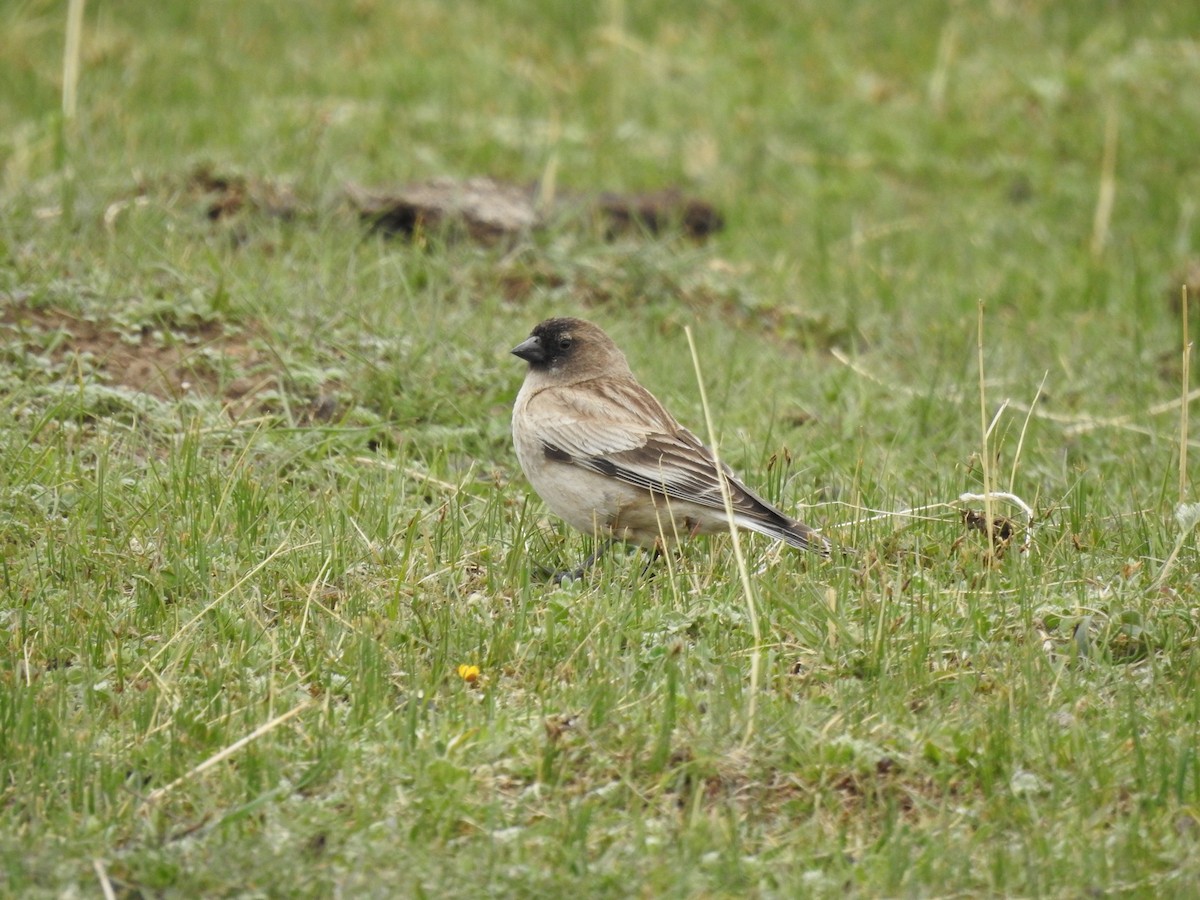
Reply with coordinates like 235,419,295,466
457,664,481,684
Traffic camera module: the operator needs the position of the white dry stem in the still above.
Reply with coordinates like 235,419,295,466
1090,106,1119,260
685,327,762,748
1010,372,1047,492
830,347,1005,402
830,500,962,528
1042,389,1200,438
977,302,996,550
93,859,117,900
1155,288,1196,590
828,491,1037,556
136,536,318,678
144,700,313,805
832,349,1200,447
352,455,466,493
537,149,559,212
62,0,86,121
1180,286,1191,507
927,19,958,115
1153,503,1200,591
292,559,334,656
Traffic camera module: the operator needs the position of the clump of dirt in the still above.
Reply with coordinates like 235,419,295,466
0,300,275,412
184,164,303,221
348,177,539,243
961,508,1017,550
347,177,724,243
125,167,723,246
595,188,723,240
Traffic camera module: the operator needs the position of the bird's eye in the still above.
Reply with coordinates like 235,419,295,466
558,338,572,351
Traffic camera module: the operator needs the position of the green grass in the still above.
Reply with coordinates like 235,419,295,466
3,0,1200,896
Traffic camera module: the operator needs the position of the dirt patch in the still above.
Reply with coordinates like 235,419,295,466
348,177,539,243
594,188,723,240
0,299,282,412
184,164,303,222
960,508,1017,551
348,177,723,243
138,167,720,243
103,165,304,232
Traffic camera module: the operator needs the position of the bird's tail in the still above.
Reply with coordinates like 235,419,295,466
737,514,832,556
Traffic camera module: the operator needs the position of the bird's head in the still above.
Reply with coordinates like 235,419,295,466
511,317,629,381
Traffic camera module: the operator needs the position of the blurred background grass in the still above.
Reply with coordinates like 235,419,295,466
2,0,1200,896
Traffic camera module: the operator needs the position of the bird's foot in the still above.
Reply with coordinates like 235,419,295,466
551,566,587,586
539,539,617,586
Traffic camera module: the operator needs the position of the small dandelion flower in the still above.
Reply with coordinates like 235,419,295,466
457,664,481,684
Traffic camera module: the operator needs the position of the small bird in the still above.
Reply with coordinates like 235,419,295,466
511,317,829,578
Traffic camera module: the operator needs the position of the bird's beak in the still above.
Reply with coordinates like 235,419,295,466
511,335,545,363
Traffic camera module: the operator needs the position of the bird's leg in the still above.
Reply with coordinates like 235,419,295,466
638,547,667,580
638,542,666,578
551,538,617,585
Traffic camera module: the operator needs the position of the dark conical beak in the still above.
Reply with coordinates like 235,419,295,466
511,335,545,363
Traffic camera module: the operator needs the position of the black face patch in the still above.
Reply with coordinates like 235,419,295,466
528,319,576,368
513,317,591,369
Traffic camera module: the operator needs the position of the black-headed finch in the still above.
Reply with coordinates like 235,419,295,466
511,317,829,576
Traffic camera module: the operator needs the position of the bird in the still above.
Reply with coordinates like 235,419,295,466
511,316,829,579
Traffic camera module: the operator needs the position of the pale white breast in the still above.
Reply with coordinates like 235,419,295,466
513,379,645,539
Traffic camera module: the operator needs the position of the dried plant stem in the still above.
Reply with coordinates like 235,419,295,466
977,301,995,550
351,456,465,493
1181,286,1191,505
1010,372,1047,492
832,344,1200,448
1154,503,1200,592
62,0,86,122
144,700,313,805
136,536,318,678
1090,105,1118,260
92,859,117,900
927,19,957,115
685,327,761,748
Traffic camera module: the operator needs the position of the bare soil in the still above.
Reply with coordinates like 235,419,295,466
0,300,273,408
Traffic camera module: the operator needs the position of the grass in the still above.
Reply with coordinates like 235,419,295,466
3,0,1200,895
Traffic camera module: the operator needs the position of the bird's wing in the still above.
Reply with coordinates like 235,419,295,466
532,379,785,521
528,377,676,456
595,433,783,522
